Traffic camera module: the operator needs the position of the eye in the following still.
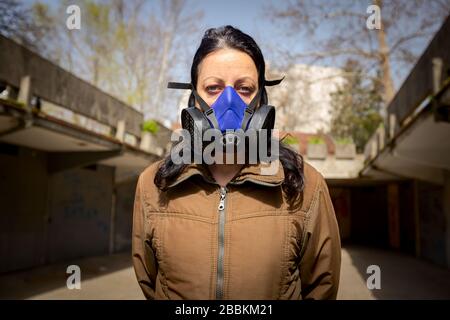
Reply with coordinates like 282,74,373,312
206,85,223,95
236,86,254,95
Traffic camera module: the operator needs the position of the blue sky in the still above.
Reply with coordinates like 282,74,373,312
166,0,301,81
193,0,265,33
182,0,308,64
188,0,300,50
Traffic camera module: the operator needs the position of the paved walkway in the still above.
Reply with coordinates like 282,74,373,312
1,246,449,300
338,245,450,300
0,253,144,300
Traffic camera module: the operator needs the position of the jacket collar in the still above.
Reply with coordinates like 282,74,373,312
167,159,285,189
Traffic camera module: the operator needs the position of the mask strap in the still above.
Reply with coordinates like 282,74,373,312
167,82,221,130
241,89,262,130
265,77,284,87
240,77,284,130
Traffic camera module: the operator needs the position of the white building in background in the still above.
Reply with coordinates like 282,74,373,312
266,64,346,133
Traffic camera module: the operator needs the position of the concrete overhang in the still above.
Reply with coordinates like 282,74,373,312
100,150,160,184
361,96,450,185
0,101,159,174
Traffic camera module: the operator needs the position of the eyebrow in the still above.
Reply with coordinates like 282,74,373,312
201,76,257,84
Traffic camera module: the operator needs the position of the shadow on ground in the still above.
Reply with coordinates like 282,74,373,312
0,252,141,299
345,244,450,299
2,246,449,300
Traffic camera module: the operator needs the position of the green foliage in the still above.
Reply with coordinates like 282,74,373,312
335,137,353,145
330,59,383,153
282,135,299,145
142,119,160,134
308,136,325,145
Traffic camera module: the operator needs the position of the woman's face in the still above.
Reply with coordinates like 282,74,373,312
196,48,259,107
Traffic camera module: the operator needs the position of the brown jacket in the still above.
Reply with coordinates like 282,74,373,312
132,159,341,300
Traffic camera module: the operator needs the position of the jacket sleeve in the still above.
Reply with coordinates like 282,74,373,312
132,173,158,299
299,174,341,300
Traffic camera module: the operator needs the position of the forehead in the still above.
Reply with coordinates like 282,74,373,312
197,48,258,81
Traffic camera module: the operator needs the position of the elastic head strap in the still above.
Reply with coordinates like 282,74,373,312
168,82,209,112
241,89,262,130
167,82,192,90
240,77,284,130
264,77,284,87
168,82,220,130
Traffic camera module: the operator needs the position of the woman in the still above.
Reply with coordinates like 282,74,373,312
132,25,341,300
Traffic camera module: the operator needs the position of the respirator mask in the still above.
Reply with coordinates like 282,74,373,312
168,78,283,164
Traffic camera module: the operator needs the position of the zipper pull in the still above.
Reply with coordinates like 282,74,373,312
218,187,227,211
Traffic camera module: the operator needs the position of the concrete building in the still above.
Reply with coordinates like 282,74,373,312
0,35,171,273
280,16,450,269
320,16,450,268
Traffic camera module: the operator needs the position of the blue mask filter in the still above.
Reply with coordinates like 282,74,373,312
210,86,247,132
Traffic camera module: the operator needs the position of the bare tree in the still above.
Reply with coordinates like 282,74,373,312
0,0,56,56
2,0,204,125
267,0,450,107
146,0,203,119
26,0,203,122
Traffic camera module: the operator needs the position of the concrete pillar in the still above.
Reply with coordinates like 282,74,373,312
377,125,385,150
140,131,151,152
444,170,450,268
115,120,126,142
432,57,443,94
389,113,396,140
17,75,31,108
109,189,116,254
413,181,421,258
387,183,400,249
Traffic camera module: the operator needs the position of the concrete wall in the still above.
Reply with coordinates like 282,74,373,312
113,178,138,252
329,183,390,247
398,181,416,255
46,165,114,263
329,187,351,241
445,171,450,268
329,182,413,250
417,180,447,267
0,143,131,273
0,144,49,273
350,185,390,248
330,179,449,268
0,35,143,137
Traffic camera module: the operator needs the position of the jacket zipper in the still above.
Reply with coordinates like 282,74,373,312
216,186,227,300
